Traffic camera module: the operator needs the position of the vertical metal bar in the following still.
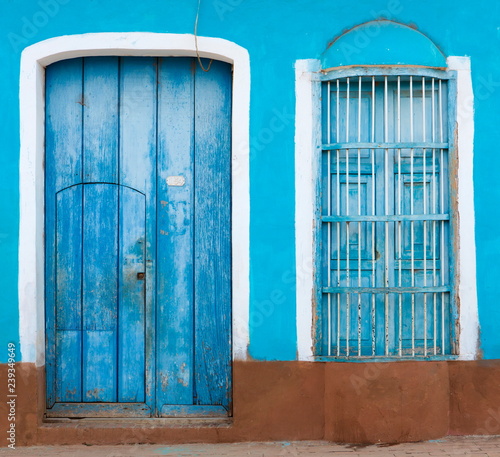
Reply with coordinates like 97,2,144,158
336,79,341,356
422,77,427,356
357,76,362,356
410,76,415,357
397,76,402,356
431,78,437,355
384,76,389,356
371,76,376,356
439,79,445,354
346,77,350,357
327,81,332,356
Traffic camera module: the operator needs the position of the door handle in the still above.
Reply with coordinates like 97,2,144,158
137,272,145,280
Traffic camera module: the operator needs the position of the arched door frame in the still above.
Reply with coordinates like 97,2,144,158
18,32,250,367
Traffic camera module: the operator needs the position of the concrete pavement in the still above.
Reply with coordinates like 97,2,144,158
1,436,500,456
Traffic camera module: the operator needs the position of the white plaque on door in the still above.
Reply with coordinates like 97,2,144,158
166,176,186,187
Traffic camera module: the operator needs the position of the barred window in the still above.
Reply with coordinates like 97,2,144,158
319,70,455,359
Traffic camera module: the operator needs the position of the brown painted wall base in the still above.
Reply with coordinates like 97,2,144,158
1,360,500,446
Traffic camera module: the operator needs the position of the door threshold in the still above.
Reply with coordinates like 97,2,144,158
43,417,233,428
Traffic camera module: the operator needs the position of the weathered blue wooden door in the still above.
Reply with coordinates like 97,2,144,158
45,57,232,417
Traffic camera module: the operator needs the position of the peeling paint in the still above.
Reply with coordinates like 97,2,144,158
86,388,104,400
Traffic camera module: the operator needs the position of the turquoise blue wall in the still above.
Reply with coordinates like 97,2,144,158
2,0,500,361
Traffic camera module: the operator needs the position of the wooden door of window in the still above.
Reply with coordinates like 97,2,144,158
320,73,453,359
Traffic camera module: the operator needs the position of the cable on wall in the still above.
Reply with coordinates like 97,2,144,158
194,0,213,72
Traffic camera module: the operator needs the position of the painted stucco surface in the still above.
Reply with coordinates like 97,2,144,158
1,0,500,361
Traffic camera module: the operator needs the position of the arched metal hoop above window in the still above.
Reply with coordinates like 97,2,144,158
322,20,447,69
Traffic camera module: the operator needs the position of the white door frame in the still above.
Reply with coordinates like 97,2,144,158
18,32,250,366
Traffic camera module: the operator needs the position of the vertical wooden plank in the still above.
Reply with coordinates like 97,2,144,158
81,56,120,402
118,187,146,402
45,58,83,407
82,184,118,402
119,57,157,192
156,57,195,411
119,57,157,407
83,57,119,183
83,331,117,401
56,187,83,331
46,58,84,191
194,59,232,410
55,331,82,402
55,186,83,402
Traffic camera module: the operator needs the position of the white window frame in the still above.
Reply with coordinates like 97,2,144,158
295,57,478,361
18,33,251,366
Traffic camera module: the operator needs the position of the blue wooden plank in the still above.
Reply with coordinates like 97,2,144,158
83,57,119,183
54,186,83,402
118,186,146,402
82,184,118,402
45,58,83,407
83,330,117,402
55,330,82,402
119,57,157,193
118,56,157,409
45,58,83,192
83,57,118,401
156,57,195,410
56,187,83,330
193,59,232,410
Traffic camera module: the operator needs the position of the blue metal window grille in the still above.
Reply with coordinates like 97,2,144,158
319,69,456,359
